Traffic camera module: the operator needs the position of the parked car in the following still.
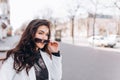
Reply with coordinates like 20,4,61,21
88,36,116,48
109,35,120,43
116,35,120,42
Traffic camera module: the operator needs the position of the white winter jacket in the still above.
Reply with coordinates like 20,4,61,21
0,50,62,80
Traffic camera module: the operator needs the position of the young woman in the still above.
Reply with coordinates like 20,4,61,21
0,19,62,80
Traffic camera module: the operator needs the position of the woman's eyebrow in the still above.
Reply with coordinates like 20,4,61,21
38,30,49,34
38,30,44,33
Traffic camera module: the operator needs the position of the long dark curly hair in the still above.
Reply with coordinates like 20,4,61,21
1,19,51,74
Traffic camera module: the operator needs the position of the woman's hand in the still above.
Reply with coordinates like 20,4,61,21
48,41,59,53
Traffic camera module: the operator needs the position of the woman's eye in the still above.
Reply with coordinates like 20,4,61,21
38,32,43,34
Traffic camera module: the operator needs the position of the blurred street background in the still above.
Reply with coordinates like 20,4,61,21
0,0,120,80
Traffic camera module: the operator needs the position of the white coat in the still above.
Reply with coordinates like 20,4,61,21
0,50,62,80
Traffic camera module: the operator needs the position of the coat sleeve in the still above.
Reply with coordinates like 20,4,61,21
0,57,16,80
51,54,62,80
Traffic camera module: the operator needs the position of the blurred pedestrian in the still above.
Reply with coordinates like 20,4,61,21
0,22,7,40
7,26,12,36
0,19,62,80
1,22,7,39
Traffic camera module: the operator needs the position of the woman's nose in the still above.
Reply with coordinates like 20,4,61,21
42,34,47,40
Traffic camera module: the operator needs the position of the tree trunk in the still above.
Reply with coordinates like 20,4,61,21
71,17,74,44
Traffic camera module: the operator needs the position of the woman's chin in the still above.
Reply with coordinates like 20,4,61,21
38,45,45,49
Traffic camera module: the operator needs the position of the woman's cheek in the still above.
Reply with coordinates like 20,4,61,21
36,43,45,48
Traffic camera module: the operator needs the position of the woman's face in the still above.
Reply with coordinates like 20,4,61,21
35,25,49,49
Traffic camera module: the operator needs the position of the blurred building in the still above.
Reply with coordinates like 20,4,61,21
73,13,120,38
53,13,120,41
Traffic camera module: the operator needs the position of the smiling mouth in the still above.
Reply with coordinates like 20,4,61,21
34,38,50,44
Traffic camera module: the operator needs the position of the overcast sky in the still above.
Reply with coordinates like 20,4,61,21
9,0,120,32
9,0,68,31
